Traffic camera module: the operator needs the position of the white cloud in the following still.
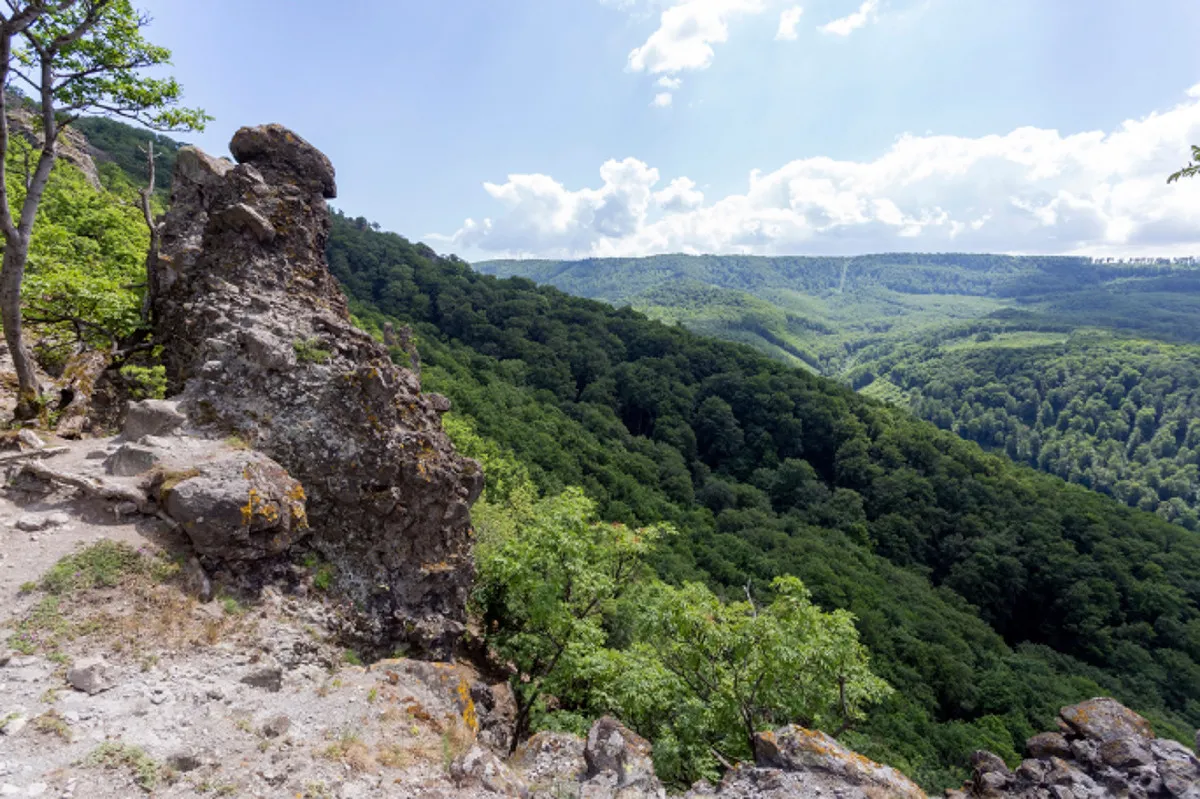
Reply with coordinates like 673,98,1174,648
627,0,766,75
655,177,705,211
657,76,683,90
448,86,1200,260
652,92,674,107
820,0,878,36
775,6,804,40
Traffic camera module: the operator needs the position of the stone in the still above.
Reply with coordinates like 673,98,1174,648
951,699,1200,799
240,664,283,692
752,726,927,799
214,202,276,243
16,430,43,451
1059,697,1155,743
44,512,69,528
584,717,661,795
14,516,46,533
153,125,483,657
104,443,160,477
160,450,308,561
67,658,114,695
970,750,1011,776
451,745,529,797
228,124,337,198
511,731,586,797
1026,732,1072,760
1099,736,1153,768
261,714,291,738
181,556,213,602
166,751,205,772
123,399,186,440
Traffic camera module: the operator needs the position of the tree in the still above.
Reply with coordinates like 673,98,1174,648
0,0,207,419
617,577,892,771
471,483,671,748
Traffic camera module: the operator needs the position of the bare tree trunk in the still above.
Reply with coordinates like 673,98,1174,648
0,233,39,419
139,141,161,324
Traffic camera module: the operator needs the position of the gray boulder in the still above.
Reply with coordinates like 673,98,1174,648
67,658,114,695
582,717,664,799
123,399,186,440
104,443,160,477
954,698,1200,798
452,744,529,797
159,450,308,561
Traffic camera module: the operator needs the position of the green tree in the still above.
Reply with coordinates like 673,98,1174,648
604,577,892,782
471,482,671,748
0,0,207,419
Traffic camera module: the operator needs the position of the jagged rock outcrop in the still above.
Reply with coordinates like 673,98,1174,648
952,698,1199,799
151,124,483,657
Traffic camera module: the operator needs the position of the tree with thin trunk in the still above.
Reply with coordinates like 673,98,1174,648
0,0,207,420
137,138,160,323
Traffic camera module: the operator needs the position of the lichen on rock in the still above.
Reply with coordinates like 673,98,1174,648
152,124,482,657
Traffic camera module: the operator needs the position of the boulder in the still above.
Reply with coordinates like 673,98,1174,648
239,663,283,693
122,399,186,440
582,717,663,798
451,745,529,797
511,731,586,798
67,658,114,695
1025,732,1071,760
750,726,927,799
104,443,160,477
153,125,482,656
228,124,337,199
260,714,291,738
160,449,307,561
1059,697,1155,743
952,698,1200,798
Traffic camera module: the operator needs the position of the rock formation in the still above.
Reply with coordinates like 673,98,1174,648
151,124,483,657
686,725,927,799
952,698,1199,799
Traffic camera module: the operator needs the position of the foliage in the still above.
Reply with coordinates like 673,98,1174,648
293,336,332,364
74,115,182,193
852,331,1200,528
471,471,670,741
5,136,148,353
456,415,889,784
599,576,891,782
37,540,156,595
1168,144,1200,184
84,741,160,792
118,362,165,399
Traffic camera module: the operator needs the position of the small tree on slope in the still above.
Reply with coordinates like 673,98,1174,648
0,0,207,420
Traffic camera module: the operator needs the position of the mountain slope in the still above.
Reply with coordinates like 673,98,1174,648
329,214,1200,790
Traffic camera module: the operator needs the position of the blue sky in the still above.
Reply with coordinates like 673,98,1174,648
137,0,1200,260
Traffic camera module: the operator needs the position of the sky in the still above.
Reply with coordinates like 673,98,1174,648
135,0,1200,261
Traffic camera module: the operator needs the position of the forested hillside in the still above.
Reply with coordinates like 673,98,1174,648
328,213,1200,791
851,332,1200,531
478,254,1200,530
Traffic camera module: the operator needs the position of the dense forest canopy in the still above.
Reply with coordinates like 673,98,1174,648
477,254,1200,529
328,212,1200,791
